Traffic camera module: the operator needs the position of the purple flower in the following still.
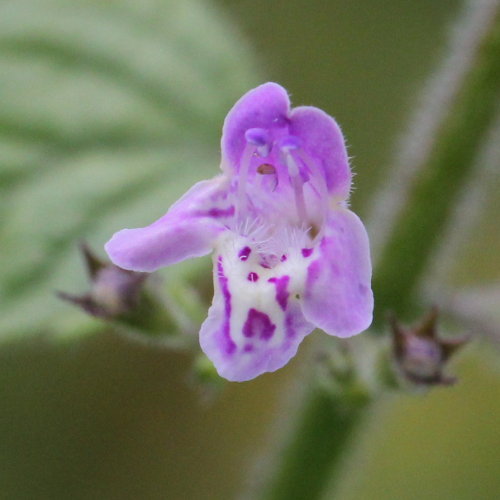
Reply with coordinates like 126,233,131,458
105,83,373,381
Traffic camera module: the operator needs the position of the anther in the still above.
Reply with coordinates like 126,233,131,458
280,135,301,151
245,128,271,157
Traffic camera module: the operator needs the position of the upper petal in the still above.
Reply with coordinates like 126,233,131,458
290,106,351,199
105,176,231,272
200,243,314,382
302,206,373,337
221,82,290,173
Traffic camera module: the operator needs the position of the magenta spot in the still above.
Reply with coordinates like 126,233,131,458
243,344,254,353
194,206,235,218
217,258,236,355
301,248,313,258
208,206,235,218
243,308,276,341
247,272,259,282
238,246,251,261
358,283,368,295
280,254,287,262
306,260,322,288
268,275,290,311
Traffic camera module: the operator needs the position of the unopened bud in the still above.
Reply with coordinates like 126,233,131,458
389,307,468,386
58,242,147,319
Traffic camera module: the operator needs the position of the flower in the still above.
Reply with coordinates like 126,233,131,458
105,83,373,381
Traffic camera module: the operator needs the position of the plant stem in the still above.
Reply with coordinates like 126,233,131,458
262,387,370,500
372,0,500,325
260,2,500,499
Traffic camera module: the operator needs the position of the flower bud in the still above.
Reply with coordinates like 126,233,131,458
389,307,468,386
58,242,147,319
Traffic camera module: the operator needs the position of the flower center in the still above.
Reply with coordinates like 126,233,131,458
238,128,324,218
227,126,327,269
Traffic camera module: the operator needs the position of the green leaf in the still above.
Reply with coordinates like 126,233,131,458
0,0,259,339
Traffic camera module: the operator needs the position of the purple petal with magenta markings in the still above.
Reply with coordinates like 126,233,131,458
105,177,230,272
290,106,351,199
302,207,373,337
199,256,314,382
221,82,290,172
221,82,351,199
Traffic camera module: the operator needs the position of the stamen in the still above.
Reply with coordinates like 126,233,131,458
281,140,308,223
236,143,255,217
281,137,301,177
292,174,307,223
237,129,273,218
245,128,271,157
297,150,329,242
280,135,301,151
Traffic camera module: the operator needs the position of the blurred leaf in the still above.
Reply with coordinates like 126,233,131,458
0,0,259,338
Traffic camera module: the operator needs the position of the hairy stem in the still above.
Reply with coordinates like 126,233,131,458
372,0,500,325
262,387,370,500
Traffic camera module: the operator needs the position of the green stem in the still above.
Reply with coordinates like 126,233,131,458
372,1,500,325
260,2,500,499
262,387,370,500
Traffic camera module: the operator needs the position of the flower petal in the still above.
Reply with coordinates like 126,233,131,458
290,106,351,199
105,176,231,272
200,254,314,382
221,82,290,173
302,206,373,337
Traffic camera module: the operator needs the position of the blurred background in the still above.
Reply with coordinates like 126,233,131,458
0,0,499,499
